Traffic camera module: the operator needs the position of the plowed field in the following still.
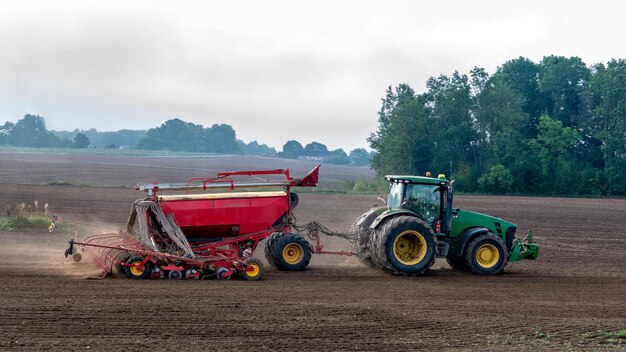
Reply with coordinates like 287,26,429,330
1,152,625,351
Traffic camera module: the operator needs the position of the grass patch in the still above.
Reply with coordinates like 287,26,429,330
0,214,51,231
48,180,73,186
1,201,74,233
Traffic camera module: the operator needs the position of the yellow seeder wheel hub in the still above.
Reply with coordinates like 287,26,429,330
393,230,427,265
129,261,145,276
245,263,261,277
476,244,500,268
282,243,304,264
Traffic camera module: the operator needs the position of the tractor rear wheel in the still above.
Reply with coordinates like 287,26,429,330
241,258,265,281
463,233,508,275
349,216,376,268
124,256,152,280
270,233,311,271
370,215,436,276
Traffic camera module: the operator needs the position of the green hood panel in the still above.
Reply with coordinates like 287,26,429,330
450,209,516,238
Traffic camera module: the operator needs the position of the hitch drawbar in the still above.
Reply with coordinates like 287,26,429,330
509,231,539,262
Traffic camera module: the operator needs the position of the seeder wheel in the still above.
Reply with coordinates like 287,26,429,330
241,258,264,281
268,233,311,271
125,256,152,280
168,270,183,279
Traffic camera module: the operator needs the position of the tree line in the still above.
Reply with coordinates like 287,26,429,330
369,56,626,196
0,115,372,166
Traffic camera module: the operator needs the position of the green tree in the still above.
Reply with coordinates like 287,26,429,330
478,164,514,194
71,133,90,148
530,116,580,193
425,71,480,187
368,84,434,176
588,59,626,194
279,140,303,159
493,57,546,137
539,55,591,127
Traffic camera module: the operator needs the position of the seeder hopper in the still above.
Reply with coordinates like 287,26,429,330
62,165,352,280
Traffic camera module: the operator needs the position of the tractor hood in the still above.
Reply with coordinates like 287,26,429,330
450,209,516,238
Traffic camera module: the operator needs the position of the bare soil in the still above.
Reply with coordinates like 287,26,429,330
0,152,625,351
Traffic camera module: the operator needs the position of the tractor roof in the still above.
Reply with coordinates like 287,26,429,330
385,175,449,185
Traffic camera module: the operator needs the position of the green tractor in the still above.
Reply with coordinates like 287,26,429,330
350,173,538,275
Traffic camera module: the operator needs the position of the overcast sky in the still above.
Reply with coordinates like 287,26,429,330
1,0,624,151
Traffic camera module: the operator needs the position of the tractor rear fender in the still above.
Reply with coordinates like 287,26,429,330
357,206,387,229
454,227,491,257
370,209,422,230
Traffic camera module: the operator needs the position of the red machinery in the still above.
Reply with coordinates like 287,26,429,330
64,165,353,280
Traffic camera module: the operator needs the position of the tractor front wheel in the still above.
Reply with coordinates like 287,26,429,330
370,215,436,276
463,233,508,275
269,233,312,271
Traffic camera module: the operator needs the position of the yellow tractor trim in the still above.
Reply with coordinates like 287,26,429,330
476,244,500,268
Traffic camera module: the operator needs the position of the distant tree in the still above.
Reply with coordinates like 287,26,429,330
0,122,14,145
136,119,241,154
240,140,276,155
71,133,90,148
204,124,243,154
326,149,350,165
279,140,303,159
7,114,60,147
137,118,204,151
348,148,371,166
303,142,329,157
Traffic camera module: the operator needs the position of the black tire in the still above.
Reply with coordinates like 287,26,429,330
446,254,467,271
116,252,134,275
124,256,152,280
370,215,436,276
349,216,376,268
264,232,282,267
270,233,312,271
168,270,183,279
463,233,508,275
241,258,265,281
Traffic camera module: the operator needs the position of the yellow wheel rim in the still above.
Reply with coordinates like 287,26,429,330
129,261,144,276
392,230,427,265
282,243,304,264
476,244,500,268
245,263,261,277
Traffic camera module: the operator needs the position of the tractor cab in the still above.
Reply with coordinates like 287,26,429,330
385,174,453,235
